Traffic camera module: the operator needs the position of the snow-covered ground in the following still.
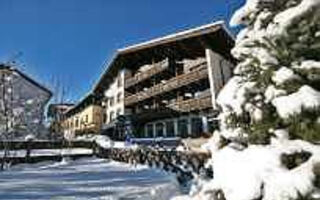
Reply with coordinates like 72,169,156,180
0,158,181,200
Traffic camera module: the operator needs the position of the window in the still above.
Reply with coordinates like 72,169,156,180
117,92,122,103
116,108,121,117
75,118,79,127
102,99,108,108
155,123,164,137
117,77,122,87
109,97,114,107
146,124,154,138
110,111,115,122
85,115,88,123
208,120,219,133
165,121,175,137
191,118,203,138
103,113,107,123
178,119,188,138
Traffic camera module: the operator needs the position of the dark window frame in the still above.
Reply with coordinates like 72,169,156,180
165,121,175,137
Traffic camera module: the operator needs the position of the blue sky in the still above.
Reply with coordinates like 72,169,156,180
0,0,244,103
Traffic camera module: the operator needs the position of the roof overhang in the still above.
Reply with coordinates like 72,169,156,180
118,20,233,54
92,20,235,95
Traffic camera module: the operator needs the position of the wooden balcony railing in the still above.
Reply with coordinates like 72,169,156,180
167,95,212,113
124,62,208,106
125,59,169,89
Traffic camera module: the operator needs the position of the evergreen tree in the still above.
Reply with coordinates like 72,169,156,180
184,1,320,200
217,0,320,144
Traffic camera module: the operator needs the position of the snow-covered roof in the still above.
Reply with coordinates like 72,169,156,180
118,20,234,54
92,20,234,94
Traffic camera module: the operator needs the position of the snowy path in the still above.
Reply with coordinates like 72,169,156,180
0,158,181,200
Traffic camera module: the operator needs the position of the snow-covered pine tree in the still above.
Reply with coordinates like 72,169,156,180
218,0,320,144
174,1,320,200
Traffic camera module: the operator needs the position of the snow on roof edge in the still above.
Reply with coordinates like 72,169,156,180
118,20,230,54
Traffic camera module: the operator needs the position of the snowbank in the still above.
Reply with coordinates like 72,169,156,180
175,132,320,200
94,135,114,148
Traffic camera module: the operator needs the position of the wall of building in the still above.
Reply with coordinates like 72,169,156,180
206,48,234,108
48,104,74,139
0,69,51,139
102,69,126,125
63,105,102,138
122,50,233,138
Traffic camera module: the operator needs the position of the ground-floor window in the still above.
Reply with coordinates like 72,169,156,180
103,113,107,124
155,123,164,137
178,119,188,138
208,120,219,133
165,121,175,137
146,124,153,138
191,118,203,138
110,111,115,122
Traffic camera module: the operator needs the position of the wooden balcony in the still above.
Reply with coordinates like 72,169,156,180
124,62,208,106
167,95,212,112
125,59,169,89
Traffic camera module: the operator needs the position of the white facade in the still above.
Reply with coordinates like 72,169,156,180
103,69,126,125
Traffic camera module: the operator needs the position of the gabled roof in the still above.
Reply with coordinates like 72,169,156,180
0,64,52,97
118,21,234,54
92,20,234,95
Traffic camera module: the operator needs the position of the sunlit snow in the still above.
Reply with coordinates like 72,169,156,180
0,158,181,200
